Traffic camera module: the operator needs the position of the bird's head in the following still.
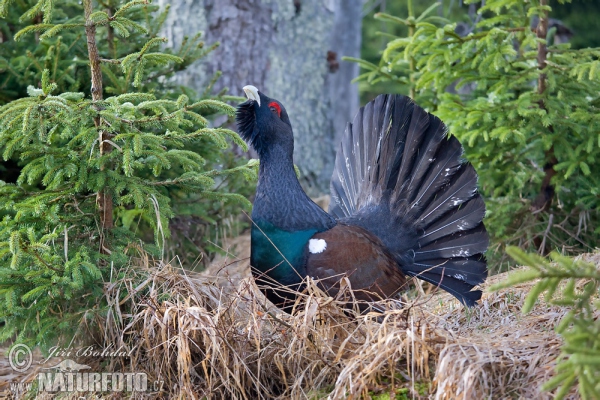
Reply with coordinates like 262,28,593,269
236,85,293,158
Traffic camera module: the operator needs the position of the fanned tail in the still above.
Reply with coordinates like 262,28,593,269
329,94,488,306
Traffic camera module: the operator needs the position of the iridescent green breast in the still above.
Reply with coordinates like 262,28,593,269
250,219,317,286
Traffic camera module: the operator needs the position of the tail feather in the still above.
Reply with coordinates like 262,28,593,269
415,224,488,261
329,94,489,306
380,100,410,190
406,138,463,209
330,153,354,219
330,108,364,218
419,196,485,246
414,271,483,306
393,104,430,195
417,165,480,227
358,98,380,204
404,256,487,287
330,95,414,217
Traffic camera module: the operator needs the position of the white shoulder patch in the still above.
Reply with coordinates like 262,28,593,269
308,238,327,254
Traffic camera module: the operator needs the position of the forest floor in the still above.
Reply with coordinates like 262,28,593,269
1,229,597,399
201,232,595,399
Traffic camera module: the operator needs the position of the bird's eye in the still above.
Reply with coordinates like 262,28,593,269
268,101,281,118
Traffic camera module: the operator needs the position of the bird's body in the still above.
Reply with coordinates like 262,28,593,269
237,86,488,311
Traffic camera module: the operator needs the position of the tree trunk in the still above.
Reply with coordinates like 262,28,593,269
84,0,114,246
155,0,362,196
532,0,557,213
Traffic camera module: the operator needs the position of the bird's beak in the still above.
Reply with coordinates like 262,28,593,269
243,85,261,106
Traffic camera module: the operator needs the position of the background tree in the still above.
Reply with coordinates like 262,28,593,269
353,1,600,397
350,0,600,269
0,0,254,348
154,0,363,195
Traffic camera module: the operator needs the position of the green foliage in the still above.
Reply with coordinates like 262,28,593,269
360,0,475,102
357,4,600,394
351,0,600,266
492,247,600,399
0,0,254,349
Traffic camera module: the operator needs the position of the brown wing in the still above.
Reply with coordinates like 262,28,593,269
305,223,407,302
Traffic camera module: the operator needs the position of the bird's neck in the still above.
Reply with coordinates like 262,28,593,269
250,144,334,283
257,143,300,196
253,144,335,232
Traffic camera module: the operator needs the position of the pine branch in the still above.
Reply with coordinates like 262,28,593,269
106,5,115,59
407,0,416,98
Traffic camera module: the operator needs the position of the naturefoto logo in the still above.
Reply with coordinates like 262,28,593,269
37,359,147,392
8,343,160,395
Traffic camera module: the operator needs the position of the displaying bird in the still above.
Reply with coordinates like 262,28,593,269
236,85,488,312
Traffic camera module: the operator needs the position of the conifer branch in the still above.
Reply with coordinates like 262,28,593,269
106,5,115,58
407,0,416,99
24,247,63,272
100,58,121,64
438,27,526,45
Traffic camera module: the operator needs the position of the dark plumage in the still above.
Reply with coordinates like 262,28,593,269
236,85,488,311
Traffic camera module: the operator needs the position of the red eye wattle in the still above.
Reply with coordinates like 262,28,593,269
268,101,281,117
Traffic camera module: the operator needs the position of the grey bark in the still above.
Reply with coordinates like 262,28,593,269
155,0,362,195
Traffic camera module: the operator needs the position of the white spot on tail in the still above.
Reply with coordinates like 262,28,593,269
455,249,470,257
453,273,466,281
458,221,469,230
309,239,327,254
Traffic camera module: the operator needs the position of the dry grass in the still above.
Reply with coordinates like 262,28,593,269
101,262,437,399
83,236,591,399
3,233,587,399
427,280,567,399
